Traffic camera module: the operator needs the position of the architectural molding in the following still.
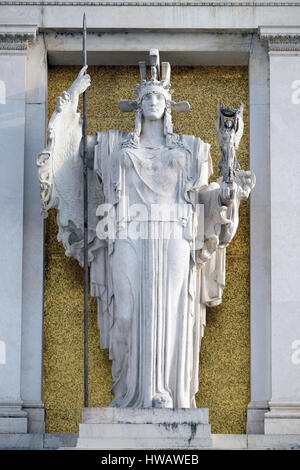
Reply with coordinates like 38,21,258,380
45,31,251,65
0,24,37,50
22,402,45,433
0,2,300,6
247,402,269,434
2,432,300,450
0,403,28,433
2,3,300,33
260,26,300,51
265,403,300,434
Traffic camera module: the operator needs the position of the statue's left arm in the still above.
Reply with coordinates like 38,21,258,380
198,171,255,264
217,170,256,246
196,103,255,307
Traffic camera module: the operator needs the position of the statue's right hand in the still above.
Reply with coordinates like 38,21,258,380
70,65,91,96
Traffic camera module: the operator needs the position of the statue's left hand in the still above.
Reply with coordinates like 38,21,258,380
219,180,238,206
237,170,256,200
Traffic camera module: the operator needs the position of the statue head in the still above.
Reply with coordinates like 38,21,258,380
140,92,166,122
118,49,190,145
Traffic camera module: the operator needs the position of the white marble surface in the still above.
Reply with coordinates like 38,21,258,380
247,35,271,433
45,31,251,66
2,3,300,32
0,26,44,434
212,434,247,450
263,30,300,434
21,35,46,432
39,52,254,410
0,50,26,406
2,432,300,450
82,407,209,424
77,408,212,449
0,417,27,434
1,2,300,441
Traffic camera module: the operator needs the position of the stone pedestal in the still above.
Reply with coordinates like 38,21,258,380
264,403,300,434
0,404,28,434
76,408,212,449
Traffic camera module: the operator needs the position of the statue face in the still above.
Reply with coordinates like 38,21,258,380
141,92,166,121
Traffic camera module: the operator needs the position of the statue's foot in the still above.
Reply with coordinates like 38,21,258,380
152,393,173,408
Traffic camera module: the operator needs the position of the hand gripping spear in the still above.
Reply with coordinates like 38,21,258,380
82,13,89,408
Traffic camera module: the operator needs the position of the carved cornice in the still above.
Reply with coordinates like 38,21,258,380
0,1,299,6
260,26,300,52
0,24,37,50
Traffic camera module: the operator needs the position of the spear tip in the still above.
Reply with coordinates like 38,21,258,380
82,13,87,67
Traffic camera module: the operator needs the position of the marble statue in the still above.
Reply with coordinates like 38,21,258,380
37,50,255,409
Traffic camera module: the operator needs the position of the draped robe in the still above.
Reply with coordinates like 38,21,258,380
38,88,249,410
90,131,229,408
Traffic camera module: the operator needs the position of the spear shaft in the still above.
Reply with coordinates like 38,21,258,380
82,13,88,409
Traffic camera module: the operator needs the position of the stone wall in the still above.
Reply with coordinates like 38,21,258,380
44,65,249,434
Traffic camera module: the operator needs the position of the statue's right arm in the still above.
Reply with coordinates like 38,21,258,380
67,65,91,113
68,66,96,168
37,65,102,264
38,66,93,217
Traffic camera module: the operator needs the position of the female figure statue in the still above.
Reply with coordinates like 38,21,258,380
38,50,255,409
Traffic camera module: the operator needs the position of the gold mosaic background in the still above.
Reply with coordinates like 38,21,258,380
44,65,249,434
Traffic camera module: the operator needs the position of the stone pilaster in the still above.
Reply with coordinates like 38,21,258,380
0,24,38,434
247,34,271,434
21,32,47,434
259,26,300,434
